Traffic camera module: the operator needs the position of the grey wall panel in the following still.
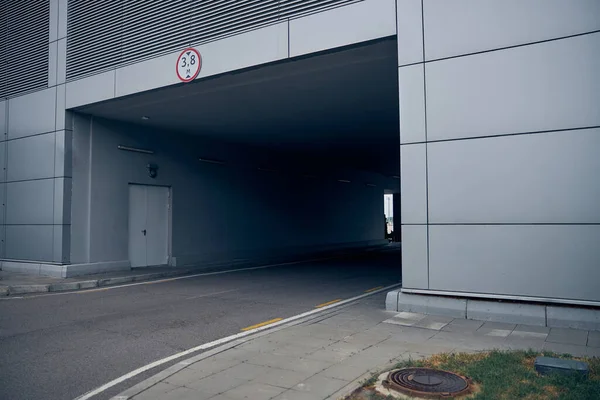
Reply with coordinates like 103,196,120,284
429,225,600,302
7,133,56,182
399,64,426,143
0,100,6,137
54,130,72,177
66,71,116,109
72,117,384,264
428,129,600,224
5,225,54,261
426,33,600,141
423,0,600,61
49,0,58,42
0,142,5,183
6,179,55,225
400,144,427,224
289,0,396,57
57,0,67,39
54,178,71,225
57,38,67,85
115,22,288,98
48,41,58,87
0,183,5,225
7,88,57,139
53,224,70,263
55,85,67,130
396,0,423,66
401,224,428,289
70,114,91,264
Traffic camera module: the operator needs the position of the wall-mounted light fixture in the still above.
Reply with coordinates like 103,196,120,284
147,163,159,178
117,145,154,154
391,175,400,179
337,179,351,183
141,116,150,120
199,158,225,165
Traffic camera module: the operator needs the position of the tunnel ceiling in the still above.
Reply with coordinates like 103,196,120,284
76,39,400,177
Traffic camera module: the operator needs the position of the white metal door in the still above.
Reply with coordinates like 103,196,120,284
145,185,169,266
128,185,170,268
128,185,148,268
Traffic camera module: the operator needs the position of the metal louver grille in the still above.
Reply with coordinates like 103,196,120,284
67,0,360,80
0,0,49,98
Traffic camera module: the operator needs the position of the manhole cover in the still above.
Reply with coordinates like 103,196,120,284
383,368,472,398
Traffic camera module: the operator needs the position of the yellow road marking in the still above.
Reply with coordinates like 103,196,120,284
364,286,384,293
241,318,283,332
315,299,342,308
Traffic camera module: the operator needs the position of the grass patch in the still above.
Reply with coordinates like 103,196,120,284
346,350,600,400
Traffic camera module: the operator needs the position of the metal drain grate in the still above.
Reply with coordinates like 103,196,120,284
383,368,472,398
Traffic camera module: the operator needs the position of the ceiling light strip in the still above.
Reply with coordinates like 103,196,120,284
117,145,154,154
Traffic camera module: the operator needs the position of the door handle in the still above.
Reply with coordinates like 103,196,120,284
142,229,147,236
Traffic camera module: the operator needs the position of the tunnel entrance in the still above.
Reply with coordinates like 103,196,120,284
70,38,400,275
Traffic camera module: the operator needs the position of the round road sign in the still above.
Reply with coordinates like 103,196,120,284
176,48,202,82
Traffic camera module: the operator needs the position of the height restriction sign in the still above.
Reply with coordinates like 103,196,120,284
176,48,202,82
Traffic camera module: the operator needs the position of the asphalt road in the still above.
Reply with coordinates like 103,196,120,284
0,248,401,400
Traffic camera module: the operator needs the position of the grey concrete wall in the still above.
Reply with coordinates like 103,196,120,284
71,116,385,266
397,0,600,303
64,0,397,108
0,0,70,264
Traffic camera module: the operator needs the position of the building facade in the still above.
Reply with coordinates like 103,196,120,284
1,1,599,323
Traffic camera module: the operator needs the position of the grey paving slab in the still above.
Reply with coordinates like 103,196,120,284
340,331,390,348
326,341,367,357
479,322,517,331
585,346,600,358
272,389,322,400
441,318,484,333
186,372,249,396
321,363,369,381
476,327,514,338
270,343,321,358
216,348,260,362
413,315,453,331
304,348,353,363
503,337,547,351
546,328,589,346
358,343,405,361
222,381,286,400
383,311,426,327
509,330,548,340
246,353,334,374
133,382,179,400
221,362,273,381
342,353,389,372
186,358,243,378
292,374,349,398
162,386,214,400
588,331,600,348
514,324,550,334
252,367,316,389
385,326,439,343
543,342,589,358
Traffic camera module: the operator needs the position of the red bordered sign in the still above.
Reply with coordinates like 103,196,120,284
176,48,202,82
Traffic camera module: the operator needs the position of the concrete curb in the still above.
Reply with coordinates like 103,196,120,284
2,268,198,297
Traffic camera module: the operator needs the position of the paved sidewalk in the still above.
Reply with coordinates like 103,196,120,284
114,294,600,400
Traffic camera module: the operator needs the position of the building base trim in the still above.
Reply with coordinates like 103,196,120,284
401,288,600,308
1,260,130,278
387,291,600,331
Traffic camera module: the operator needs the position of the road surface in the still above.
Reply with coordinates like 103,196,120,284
0,248,401,400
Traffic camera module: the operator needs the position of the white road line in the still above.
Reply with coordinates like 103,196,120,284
185,289,238,300
74,283,400,400
0,256,341,301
